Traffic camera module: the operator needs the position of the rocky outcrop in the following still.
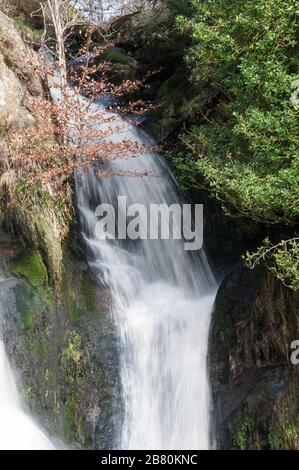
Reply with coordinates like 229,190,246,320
0,10,68,285
0,11,42,131
1,245,121,449
3,202,67,285
210,264,299,449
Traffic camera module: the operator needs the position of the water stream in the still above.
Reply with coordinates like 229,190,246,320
74,94,218,449
0,52,217,450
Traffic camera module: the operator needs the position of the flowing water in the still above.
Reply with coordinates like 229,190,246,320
0,277,55,450
0,59,217,450
65,1,218,449
73,94,218,449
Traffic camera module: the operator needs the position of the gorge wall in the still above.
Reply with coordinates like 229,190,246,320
0,8,121,449
210,265,299,449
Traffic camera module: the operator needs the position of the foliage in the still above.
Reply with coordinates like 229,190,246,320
232,415,254,449
269,423,299,449
245,237,299,290
171,0,299,225
0,27,149,198
148,0,299,288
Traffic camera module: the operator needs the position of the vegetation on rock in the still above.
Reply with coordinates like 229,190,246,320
0,0,298,452
8,248,48,288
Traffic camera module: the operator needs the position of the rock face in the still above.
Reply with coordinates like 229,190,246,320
0,10,67,286
2,247,122,449
0,1,43,29
210,264,299,449
0,9,122,449
0,11,42,131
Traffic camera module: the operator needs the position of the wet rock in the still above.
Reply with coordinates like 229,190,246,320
210,264,299,449
0,227,18,262
2,249,121,449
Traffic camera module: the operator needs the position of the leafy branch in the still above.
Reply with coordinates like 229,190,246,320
245,237,299,290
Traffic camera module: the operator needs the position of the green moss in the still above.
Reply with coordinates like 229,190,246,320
24,386,34,401
269,428,285,450
13,285,34,330
63,394,80,442
61,264,97,323
269,423,299,450
14,18,43,39
105,48,134,65
5,244,110,449
13,281,53,331
64,287,82,323
3,180,72,285
8,248,48,287
233,416,254,450
63,392,91,446
81,271,96,314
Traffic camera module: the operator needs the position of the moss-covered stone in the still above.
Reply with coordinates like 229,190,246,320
14,18,43,40
101,47,138,84
269,423,299,450
3,246,118,449
61,249,97,323
105,47,135,66
8,248,48,287
11,279,54,332
3,184,73,284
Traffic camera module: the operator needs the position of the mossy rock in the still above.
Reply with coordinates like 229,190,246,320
3,196,66,284
156,72,186,106
13,282,53,330
104,47,136,66
102,47,137,84
14,18,43,40
8,248,48,287
60,249,97,323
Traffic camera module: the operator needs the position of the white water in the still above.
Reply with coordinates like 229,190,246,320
0,341,55,450
0,5,216,450
73,89,218,449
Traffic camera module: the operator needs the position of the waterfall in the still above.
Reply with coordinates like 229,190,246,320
0,277,55,450
74,95,218,449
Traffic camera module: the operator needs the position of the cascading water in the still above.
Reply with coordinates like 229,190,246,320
74,95,218,449
0,4,216,451
0,277,55,450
